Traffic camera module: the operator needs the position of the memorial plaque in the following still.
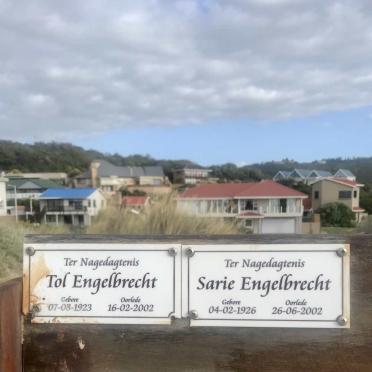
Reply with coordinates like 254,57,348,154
183,244,350,328
23,243,181,324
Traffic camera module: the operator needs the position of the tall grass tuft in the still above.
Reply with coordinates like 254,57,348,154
87,195,240,235
0,220,68,282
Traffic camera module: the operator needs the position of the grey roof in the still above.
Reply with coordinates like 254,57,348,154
273,171,291,179
6,177,62,190
335,169,355,178
79,160,164,178
290,169,313,178
309,170,332,177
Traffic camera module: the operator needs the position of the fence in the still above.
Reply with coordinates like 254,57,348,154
0,277,22,372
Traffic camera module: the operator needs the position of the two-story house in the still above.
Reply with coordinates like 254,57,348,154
172,168,212,185
177,180,307,234
311,178,365,222
6,177,62,201
39,188,106,226
75,160,167,194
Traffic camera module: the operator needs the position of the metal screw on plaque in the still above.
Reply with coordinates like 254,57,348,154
30,304,41,319
189,310,198,319
336,315,347,326
336,247,347,257
26,246,35,256
168,247,177,256
185,247,195,257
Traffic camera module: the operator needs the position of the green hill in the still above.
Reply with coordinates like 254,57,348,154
1,140,372,183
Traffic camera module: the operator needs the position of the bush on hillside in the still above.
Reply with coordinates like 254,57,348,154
317,203,355,227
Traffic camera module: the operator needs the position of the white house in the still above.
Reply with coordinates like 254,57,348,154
39,188,106,226
177,180,307,234
0,175,8,216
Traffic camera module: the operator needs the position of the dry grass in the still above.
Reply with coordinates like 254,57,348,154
87,195,240,235
0,220,68,282
0,196,240,282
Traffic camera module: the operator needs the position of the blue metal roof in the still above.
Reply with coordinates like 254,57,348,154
39,188,97,199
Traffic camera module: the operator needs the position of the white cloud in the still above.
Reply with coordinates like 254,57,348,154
0,0,372,141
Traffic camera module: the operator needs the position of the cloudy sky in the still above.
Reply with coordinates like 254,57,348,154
1,0,372,165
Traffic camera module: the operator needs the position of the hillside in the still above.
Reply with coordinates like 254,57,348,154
1,140,372,183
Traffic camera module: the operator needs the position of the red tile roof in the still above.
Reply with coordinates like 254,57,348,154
179,180,307,199
353,207,365,212
122,196,149,206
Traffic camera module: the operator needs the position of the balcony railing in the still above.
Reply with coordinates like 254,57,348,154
45,206,87,213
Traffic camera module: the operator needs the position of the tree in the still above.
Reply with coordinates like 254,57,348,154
317,203,355,227
277,180,311,196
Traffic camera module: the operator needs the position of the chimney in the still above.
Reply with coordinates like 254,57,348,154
90,161,100,188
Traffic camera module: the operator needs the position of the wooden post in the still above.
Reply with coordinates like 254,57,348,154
0,278,22,372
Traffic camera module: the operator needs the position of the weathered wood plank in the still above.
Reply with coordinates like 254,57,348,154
23,235,372,372
0,278,22,372
24,233,346,244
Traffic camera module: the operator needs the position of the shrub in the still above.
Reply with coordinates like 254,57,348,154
317,203,355,227
0,220,68,282
356,216,372,233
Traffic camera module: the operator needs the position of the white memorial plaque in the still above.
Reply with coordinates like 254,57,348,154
183,244,350,328
23,244,181,324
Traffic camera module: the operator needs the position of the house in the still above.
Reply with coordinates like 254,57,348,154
334,169,356,181
0,174,8,216
311,178,365,222
172,168,212,185
177,180,307,234
308,170,333,179
272,171,292,182
75,160,167,194
5,172,68,183
122,196,150,210
6,177,62,201
39,188,106,226
273,168,351,184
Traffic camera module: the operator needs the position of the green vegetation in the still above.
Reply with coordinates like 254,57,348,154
356,216,372,233
0,220,68,283
210,163,262,182
318,203,355,228
360,183,372,215
3,140,372,184
87,195,240,235
277,180,311,196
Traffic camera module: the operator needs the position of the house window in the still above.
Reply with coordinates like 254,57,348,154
339,191,352,199
354,190,357,198
279,199,287,213
244,200,257,211
314,191,319,199
93,200,97,208
245,219,252,227
88,200,91,207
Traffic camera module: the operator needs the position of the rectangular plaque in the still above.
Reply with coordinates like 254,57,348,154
23,243,181,324
183,244,350,328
